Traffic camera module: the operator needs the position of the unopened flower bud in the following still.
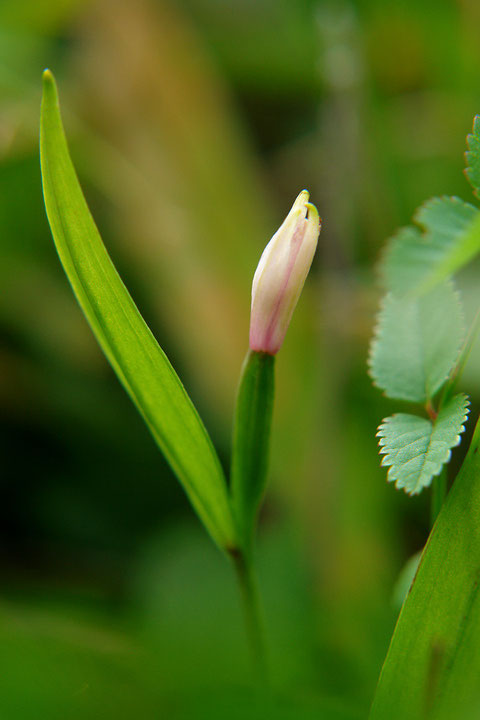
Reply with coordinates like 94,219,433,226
249,190,320,355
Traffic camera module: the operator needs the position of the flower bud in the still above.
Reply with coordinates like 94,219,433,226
249,190,320,355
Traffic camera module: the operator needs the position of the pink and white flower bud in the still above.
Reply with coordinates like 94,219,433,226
249,190,320,355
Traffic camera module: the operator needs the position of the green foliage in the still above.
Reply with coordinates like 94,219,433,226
40,70,236,552
392,551,422,610
231,350,275,554
369,417,480,720
380,197,480,296
369,113,480,716
465,115,480,199
369,282,463,403
380,226,425,295
415,197,480,292
369,118,480,498
377,394,469,495
4,4,480,717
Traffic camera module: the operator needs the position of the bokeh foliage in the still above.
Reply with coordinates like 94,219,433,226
1,0,480,717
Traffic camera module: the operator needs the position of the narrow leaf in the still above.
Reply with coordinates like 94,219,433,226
231,350,274,555
465,114,480,198
40,70,236,551
369,282,464,403
377,394,469,495
370,415,480,720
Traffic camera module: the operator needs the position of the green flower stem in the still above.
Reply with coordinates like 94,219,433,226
231,350,275,556
230,349,274,679
231,548,267,684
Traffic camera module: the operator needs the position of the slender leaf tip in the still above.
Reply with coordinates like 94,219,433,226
42,69,58,109
42,69,56,91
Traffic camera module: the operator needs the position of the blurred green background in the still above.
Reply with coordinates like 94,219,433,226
1,0,480,717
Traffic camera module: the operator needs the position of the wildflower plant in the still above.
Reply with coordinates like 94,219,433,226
368,120,480,516
40,70,319,679
368,116,480,719
41,68,480,716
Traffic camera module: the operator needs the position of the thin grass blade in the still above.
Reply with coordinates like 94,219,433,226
40,70,236,551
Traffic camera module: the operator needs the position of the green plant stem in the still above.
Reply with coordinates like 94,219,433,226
231,350,275,555
229,349,273,684
231,549,268,684
430,467,447,526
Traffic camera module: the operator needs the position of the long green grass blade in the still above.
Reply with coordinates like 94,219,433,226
40,70,236,551
369,415,480,720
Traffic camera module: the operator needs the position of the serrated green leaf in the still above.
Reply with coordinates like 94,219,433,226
40,70,236,551
380,225,425,295
377,394,469,495
370,415,480,720
465,114,480,199
369,282,464,403
380,197,480,296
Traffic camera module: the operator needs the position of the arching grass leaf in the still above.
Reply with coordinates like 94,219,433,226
465,114,480,199
377,394,469,495
40,70,236,552
369,282,464,403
